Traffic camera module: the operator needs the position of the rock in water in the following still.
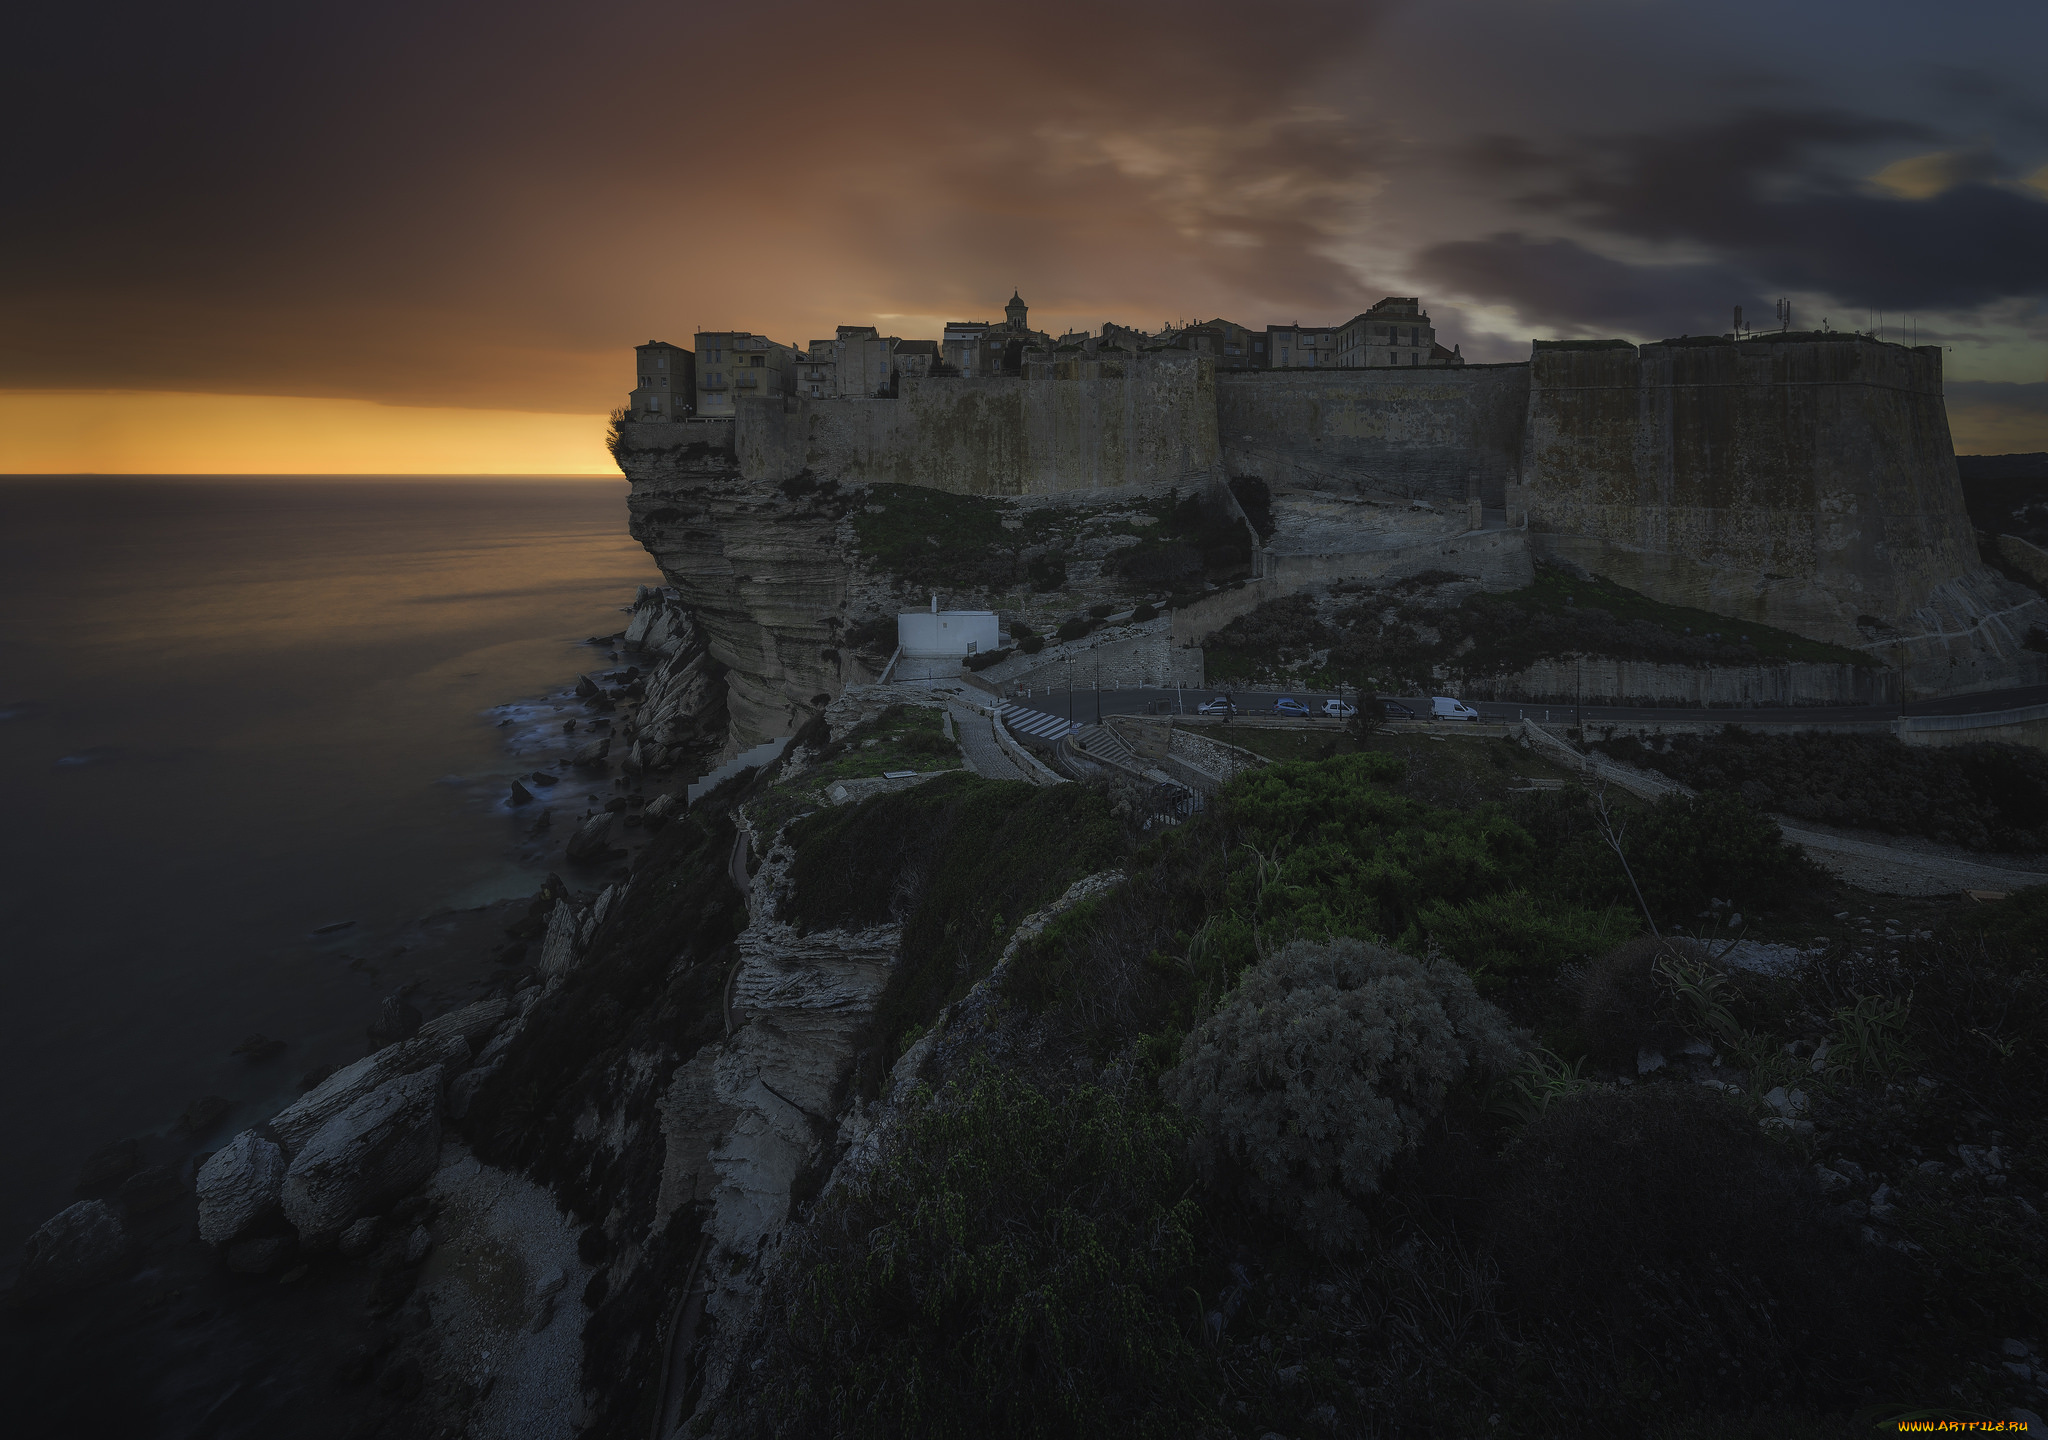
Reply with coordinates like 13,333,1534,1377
15,1200,135,1303
416,996,514,1050
570,736,611,769
508,779,535,806
281,1067,445,1246
173,1095,233,1139
367,991,423,1046
564,812,614,863
195,1131,286,1246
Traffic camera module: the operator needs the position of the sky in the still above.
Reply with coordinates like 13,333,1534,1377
3,0,2045,473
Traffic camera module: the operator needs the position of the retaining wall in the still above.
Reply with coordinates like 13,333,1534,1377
1463,656,1896,707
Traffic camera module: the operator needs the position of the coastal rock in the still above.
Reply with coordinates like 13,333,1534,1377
14,1200,135,1303
281,1066,445,1245
225,1236,291,1275
565,813,615,863
509,779,535,806
75,1137,144,1190
537,898,582,976
120,1164,184,1214
575,674,600,699
269,1032,468,1156
416,996,515,1050
338,1216,383,1258
445,1065,495,1120
571,737,611,769
196,1130,287,1246
368,991,423,1046
643,792,680,827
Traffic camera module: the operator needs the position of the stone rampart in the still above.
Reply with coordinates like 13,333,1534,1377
1217,364,1529,507
981,618,1202,693
1514,336,2048,693
736,352,1222,495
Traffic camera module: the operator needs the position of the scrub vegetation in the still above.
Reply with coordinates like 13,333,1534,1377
1599,726,2048,853
696,731,2048,1437
850,483,1251,597
1204,564,1872,689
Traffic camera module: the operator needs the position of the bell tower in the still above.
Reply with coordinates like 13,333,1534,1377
1004,289,1028,331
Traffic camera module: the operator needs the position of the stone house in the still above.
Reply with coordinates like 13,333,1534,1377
629,341,695,420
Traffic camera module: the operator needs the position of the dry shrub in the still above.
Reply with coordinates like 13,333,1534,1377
1568,934,1710,1066
1162,937,1522,1255
1491,1085,1893,1407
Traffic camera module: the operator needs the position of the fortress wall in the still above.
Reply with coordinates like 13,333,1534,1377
735,354,1221,496
1216,365,1530,507
1515,339,1985,650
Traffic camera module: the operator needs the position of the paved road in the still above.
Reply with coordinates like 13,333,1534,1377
992,680,2048,730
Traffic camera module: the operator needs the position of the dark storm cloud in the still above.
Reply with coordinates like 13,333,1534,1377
1415,235,1765,339
0,1,1391,410
1427,108,2048,322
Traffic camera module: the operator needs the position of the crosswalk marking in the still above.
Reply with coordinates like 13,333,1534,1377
1001,707,1080,741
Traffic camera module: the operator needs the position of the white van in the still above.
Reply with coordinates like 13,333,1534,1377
1431,696,1480,721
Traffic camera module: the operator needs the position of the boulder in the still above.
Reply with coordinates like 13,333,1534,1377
225,1236,291,1275
119,1164,185,1215
416,996,514,1050
575,673,601,698
75,1138,144,1191
268,1033,467,1156
338,1216,384,1258
537,898,582,975
14,1200,135,1303
643,792,680,824
174,1094,233,1138
281,1067,445,1245
570,736,611,769
367,992,423,1046
508,779,535,806
196,1131,286,1245
564,813,615,863
445,1065,495,1120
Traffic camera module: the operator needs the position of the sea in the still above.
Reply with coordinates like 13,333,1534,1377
0,477,664,1253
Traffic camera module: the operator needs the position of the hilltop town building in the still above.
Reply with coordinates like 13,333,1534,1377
693,331,798,415
629,341,695,419
942,291,1050,376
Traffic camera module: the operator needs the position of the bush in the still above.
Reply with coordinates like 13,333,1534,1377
1491,1085,1891,1406
1007,619,1036,641
736,1064,1205,1439
1056,617,1091,642
1567,934,1712,1066
1018,634,1045,655
964,646,1012,672
1601,727,2048,853
1087,602,1116,620
1131,602,1159,622
1163,937,1522,1255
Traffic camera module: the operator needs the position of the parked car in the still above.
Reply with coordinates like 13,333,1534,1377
1382,700,1417,719
1431,695,1481,721
1273,697,1311,717
1322,699,1356,718
1197,696,1238,715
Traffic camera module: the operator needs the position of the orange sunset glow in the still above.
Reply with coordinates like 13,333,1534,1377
4,0,2044,471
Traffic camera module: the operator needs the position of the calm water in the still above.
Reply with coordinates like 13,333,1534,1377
0,478,661,1250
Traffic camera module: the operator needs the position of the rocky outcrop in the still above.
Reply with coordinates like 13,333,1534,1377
270,1031,469,1155
195,1130,286,1246
12,1200,135,1304
281,1066,445,1245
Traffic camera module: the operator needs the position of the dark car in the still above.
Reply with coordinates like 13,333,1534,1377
1381,701,1417,719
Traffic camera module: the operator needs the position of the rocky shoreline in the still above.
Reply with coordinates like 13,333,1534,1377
4,587,733,1438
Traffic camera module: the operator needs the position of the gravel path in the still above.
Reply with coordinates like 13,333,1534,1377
948,701,1033,782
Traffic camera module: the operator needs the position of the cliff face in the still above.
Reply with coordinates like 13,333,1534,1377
1515,337,2048,693
620,430,890,753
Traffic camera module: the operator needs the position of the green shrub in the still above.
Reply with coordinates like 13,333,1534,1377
1087,602,1116,619
1411,889,1639,995
1567,934,1713,1066
1164,937,1522,1255
1007,619,1036,641
1599,728,2048,853
1018,634,1045,655
739,1064,1204,1439
1131,602,1159,622
1056,617,1090,642
1491,1085,1893,1407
